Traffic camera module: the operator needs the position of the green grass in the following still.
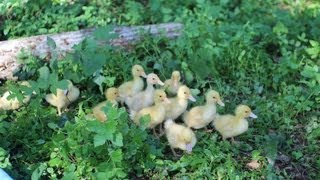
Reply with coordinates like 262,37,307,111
0,0,320,179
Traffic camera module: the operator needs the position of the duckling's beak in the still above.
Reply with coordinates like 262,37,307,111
63,89,69,96
188,95,196,102
218,100,225,107
186,143,193,154
249,112,258,119
157,80,165,86
164,97,171,104
141,72,147,78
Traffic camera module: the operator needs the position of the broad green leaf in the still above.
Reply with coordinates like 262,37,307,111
93,74,106,94
62,172,77,180
138,115,151,130
38,66,50,81
113,133,123,147
301,65,318,78
37,66,50,89
109,149,123,163
104,120,117,137
47,123,59,130
56,80,69,90
87,121,105,134
273,22,288,34
310,40,319,47
48,158,62,167
47,37,56,49
93,26,118,41
83,52,106,76
31,163,47,180
94,134,107,147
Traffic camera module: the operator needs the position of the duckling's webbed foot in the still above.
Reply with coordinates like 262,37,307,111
57,108,62,116
153,128,160,139
158,124,165,137
170,147,179,157
231,137,239,144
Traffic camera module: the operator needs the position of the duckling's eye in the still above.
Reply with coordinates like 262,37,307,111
152,78,155,80
212,97,216,99
159,95,162,98
245,110,249,113
184,92,186,94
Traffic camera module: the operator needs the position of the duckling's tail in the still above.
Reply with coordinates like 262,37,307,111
45,94,54,105
164,119,174,129
85,114,95,120
129,110,137,120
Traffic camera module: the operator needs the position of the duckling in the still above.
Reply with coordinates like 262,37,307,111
92,87,119,122
165,119,197,156
125,73,164,112
164,71,182,96
133,90,170,135
164,85,196,121
213,104,257,142
184,90,224,130
45,80,80,116
118,65,147,103
0,81,32,110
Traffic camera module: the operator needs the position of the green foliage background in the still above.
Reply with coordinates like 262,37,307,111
0,0,319,179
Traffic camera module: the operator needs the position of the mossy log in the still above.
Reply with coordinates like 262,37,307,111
0,23,183,80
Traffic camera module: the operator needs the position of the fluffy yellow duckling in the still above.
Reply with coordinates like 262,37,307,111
213,105,258,142
125,73,164,112
164,71,181,96
0,81,32,110
164,85,196,121
118,65,147,103
92,87,119,122
183,90,224,130
133,90,170,135
45,80,80,116
165,119,197,156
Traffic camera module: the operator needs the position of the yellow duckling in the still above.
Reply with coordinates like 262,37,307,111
125,73,164,112
118,65,147,103
165,119,197,156
213,104,258,142
45,80,80,116
0,81,32,110
164,85,196,121
164,71,181,96
92,87,119,122
133,90,170,135
184,90,224,130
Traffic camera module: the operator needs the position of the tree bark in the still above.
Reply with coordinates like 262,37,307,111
0,23,183,80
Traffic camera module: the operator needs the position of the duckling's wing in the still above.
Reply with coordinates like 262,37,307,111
67,87,80,102
164,98,178,118
214,115,235,132
119,81,133,96
188,107,204,120
45,93,67,108
129,93,145,111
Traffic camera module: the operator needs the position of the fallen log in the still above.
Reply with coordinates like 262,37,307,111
0,23,183,80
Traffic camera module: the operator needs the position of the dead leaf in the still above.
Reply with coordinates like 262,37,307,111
246,160,261,170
